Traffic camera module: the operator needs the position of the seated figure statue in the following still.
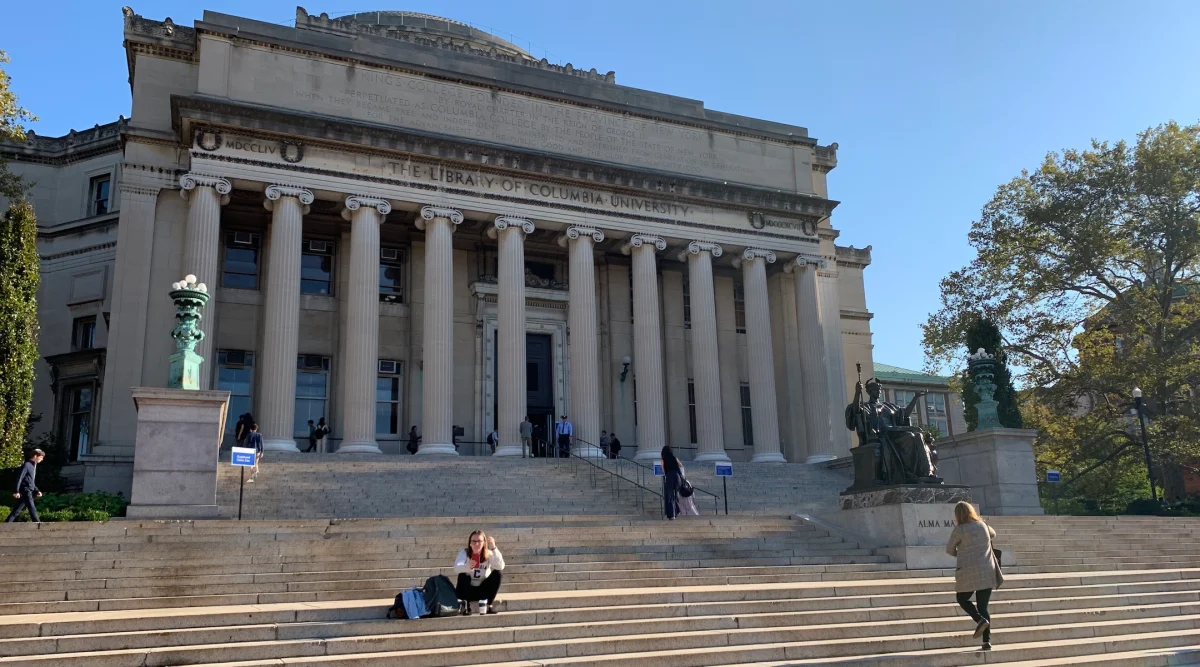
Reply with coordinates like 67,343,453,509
844,375,941,487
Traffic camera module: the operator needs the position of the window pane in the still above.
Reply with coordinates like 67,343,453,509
294,399,326,434
375,401,399,435
296,371,327,397
379,265,402,293
301,254,332,295
376,376,399,401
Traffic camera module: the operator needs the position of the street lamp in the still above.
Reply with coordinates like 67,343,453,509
1132,387,1158,503
620,356,631,383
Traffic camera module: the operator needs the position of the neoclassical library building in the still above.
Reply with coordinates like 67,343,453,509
3,8,881,493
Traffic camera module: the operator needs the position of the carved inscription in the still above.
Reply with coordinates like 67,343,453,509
918,519,955,528
228,47,804,191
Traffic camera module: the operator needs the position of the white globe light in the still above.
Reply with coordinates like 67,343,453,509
185,274,197,284
171,281,182,290
197,283,207,293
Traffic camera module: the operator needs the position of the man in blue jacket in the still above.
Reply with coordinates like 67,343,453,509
6,449,45,523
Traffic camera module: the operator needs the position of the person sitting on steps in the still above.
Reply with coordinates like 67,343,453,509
454,530,505,615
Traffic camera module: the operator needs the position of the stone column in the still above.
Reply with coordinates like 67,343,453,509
559,227,606,458
179,173,230,387
736,248,785,463
787,257,835,463
489,217,535,457
818,263,852,457
337,196,392,454
416,206,463,455
621,235,668,460
258,185,314,452
679,241,729,463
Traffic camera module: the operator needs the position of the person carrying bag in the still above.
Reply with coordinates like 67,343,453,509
946,501,1003,651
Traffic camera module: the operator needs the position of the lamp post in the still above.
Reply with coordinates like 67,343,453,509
1132,387,1157,503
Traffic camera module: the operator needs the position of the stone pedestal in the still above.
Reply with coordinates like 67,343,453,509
125,387,230,519
818,484,973,570
935,428,1044,515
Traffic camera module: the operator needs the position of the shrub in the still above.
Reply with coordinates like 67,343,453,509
38,509,75,522
0,492,124,521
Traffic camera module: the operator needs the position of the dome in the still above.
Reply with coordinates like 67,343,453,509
335,11,530,57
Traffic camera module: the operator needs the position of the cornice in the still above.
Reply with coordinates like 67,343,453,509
0,118,126,166
173,97,840,218
835,244,873,269
38,241,118,261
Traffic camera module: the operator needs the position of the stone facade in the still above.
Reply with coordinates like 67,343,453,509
0,7,878,494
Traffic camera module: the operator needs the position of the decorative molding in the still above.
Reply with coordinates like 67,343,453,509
558,226,605,247
416,205,464,230
264,184,315,214
341,195,392,221
732,247,777,269
39,241,118,263
492,216,535,235
117,183,162,199
677,240,723,262
620,234,667,255
179,173,232,202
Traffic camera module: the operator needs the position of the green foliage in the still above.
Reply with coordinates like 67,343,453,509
924,121,1200,511
0,200,40,468
961,316,1024,430
0,491,125,522
0,50,37,199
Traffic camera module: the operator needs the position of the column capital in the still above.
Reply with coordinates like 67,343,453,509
264,184,314,214
342,195,392,221
620,234,666,255
557,226,605,247
417,205,464,230
732,247,777,269
488,216,535,239
179,173,231,204
677,240,723,262
784,254,826,273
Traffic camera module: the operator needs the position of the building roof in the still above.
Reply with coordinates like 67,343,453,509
873,362,952,387
331,11,531,58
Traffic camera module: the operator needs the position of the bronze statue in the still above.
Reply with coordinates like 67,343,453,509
844,363,941,487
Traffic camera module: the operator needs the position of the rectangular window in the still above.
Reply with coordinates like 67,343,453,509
223,232,261,290
930,393,947,416
89,175,111,216
734,283,747,334
893,390,918,425
687,380,697,444
72,316,96,351
295,355,330,435
525,261,555,283
932,419,949,439
217,350,255,435
379,247,404,303
375,360,402,436
301,239,335,295
740,383,754,447
64,385,93,461
682,277,691,329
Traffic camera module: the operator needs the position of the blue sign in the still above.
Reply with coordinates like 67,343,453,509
1046,470,1061,483
231,447,257,467
653,461,664,477
715,462,733,477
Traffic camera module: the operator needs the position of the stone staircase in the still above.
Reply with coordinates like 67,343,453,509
1,514,1200,665
214,455,851,520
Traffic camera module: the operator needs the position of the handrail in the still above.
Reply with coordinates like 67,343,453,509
565,438,663,516
615,455,724,516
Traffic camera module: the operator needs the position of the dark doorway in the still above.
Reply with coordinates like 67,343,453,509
493,333,555,456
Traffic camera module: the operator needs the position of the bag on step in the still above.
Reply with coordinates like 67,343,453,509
386,587,427,619
422,574,460,617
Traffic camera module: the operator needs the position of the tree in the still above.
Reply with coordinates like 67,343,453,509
924,121,1200,508
1,50,37,199
960,315,1023,430
0,200,40,467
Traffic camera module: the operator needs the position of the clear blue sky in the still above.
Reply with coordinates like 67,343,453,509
5,1,1199,374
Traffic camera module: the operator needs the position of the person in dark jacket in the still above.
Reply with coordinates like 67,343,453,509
6,449,45,523
661,446,682,520
305,420,318,452
245,424,264,482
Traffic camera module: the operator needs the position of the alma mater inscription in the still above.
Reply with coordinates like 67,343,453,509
225,46,810,193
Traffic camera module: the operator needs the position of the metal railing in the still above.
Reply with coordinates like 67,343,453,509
564,439,663,515
615,454,726,516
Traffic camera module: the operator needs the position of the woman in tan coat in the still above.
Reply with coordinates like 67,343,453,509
945,501,1002,650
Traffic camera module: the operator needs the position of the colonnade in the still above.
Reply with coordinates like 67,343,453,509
177,171,844,461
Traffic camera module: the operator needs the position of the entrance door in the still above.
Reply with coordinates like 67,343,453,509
492,333,555,456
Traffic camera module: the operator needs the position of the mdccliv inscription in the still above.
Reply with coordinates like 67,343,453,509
218,45,814,193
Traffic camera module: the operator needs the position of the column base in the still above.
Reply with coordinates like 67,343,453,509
573,445,605,459
806,454,838,464
634,449,660,461
263,437,300,453
417,443,460,456
693,450,732,463
751,452,787,463
493,445,523,457
338,440,382,454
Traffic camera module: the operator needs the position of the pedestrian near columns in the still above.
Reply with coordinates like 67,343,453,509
600,430,611,458
519,417,533,458
946,501,1003,651
315,418,329,453
305,420,318,453
554,415,573,457
661,446,682,520
5,449,45,523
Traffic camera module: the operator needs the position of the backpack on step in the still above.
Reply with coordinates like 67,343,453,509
422,574,460,617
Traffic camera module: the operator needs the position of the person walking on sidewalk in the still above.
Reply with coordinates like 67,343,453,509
946,501,1003,651
660,445,683,520
5,449,45,523
454,530,505,615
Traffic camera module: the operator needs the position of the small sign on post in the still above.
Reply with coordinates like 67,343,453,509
231,446,257,521
1046,470,1061,483
653,461,664,477
714,462,733,477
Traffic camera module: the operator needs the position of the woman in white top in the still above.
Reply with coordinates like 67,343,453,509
453,530,506,615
